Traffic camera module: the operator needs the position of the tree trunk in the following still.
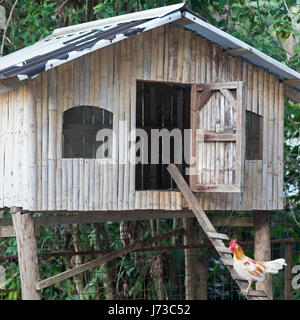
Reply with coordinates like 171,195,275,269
71,224,85,299
11,207,41,300
253,211,273,300
94,223,115,299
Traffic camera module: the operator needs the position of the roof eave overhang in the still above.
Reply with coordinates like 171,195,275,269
182,11,300,92
0,76,26,94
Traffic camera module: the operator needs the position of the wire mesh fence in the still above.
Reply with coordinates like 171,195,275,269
0,217,299,300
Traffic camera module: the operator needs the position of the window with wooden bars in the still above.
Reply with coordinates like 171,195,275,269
245,110,263,160
62,106,113,159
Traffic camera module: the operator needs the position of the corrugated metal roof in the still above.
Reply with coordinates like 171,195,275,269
0,3,299,90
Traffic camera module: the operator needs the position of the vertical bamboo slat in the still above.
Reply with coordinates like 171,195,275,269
73,158,79,211
267,75,275,210
62,159,68,211
157,26,165,81
48,69,57,210
8,89,15,207
143,30,151,80
28,80,38,211
42,73,49,210
36,76,42,210
261,70,269,210
0,94,5,207
118,40,127,210
182,30,191,83
273,79,279,210
204,42,212,210
197,37,206,209
163,25,170,81
56,69,62,210
129,37,137,210
247,63,253,111
89,159,95,211
107,45,114,211
278,84,284,209
252,67,258,113
150,28,158,81
14,87,24,207
79,158,84,211
67,158,73,211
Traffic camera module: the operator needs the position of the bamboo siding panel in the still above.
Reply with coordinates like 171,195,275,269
0,24,285,212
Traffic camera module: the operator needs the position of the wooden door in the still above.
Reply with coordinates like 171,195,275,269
190,81,245,192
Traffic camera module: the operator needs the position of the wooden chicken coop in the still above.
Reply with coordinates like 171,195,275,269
0,3,299,300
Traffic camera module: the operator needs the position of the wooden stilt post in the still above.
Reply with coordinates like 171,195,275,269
253,211,272,300
197,229,208,300
284,242,292,300
11,207,41,300
183,217,198,299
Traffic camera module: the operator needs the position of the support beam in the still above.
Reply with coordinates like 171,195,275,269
254,211,272,300
284,85,300,103
0,226,15,237
283,79,300,85
226,48,252,56
0,214,254,230
11,207,41,300
36,227,183,290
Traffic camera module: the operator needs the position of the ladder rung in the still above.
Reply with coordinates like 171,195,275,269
215,246,232,254
247,290,267,297
221,258,233,266
207,232,229,240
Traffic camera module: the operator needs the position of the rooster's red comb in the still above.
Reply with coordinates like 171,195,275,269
229,239,237,247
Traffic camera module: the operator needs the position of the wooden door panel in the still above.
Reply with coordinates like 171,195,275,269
190,81,245,193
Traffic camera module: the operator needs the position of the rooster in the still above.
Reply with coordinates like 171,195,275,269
229,239,287,296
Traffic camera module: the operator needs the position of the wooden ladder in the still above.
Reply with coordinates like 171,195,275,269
167,164,268,300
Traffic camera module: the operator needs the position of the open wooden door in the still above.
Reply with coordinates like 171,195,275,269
190,81,245,192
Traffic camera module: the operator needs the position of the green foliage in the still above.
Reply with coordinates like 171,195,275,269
7,0,56,52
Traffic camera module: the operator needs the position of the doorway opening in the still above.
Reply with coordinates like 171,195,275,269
135,81,191,191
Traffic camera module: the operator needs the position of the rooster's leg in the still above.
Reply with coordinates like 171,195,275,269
241,280,252,296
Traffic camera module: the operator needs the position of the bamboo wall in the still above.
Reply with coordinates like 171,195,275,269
0,23,284,212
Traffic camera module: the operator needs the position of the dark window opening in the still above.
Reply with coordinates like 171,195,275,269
63,106,113,159
136,81,190,191
246,110,263,160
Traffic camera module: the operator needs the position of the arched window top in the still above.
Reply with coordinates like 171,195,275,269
63,106,112,159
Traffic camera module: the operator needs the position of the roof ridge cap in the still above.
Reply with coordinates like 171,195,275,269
48,3,185,38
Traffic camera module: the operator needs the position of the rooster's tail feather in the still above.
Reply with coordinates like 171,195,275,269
264,258,287,274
